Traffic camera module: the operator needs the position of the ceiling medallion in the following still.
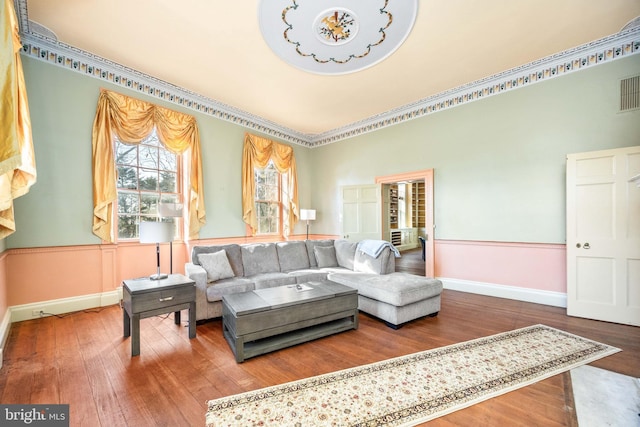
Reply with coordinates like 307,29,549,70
314,9,359,46
259,0,418,75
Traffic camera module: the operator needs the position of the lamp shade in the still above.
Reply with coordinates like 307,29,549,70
300,209,316,221
139,221,174,243
158,202,184,218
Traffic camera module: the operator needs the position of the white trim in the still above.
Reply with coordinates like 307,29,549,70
10,288,123,323
439,277,567,308
0,308,11,369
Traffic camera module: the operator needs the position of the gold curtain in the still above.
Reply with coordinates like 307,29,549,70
92,89,205,242
242,133,299,237
0,0,37,238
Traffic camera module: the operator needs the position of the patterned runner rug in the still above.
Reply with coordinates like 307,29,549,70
206,324,620,426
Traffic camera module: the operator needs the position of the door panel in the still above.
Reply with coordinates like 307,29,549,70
340,184,381,242
567,146,640,326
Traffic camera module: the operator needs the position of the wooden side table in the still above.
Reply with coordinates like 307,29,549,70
122,274,196,356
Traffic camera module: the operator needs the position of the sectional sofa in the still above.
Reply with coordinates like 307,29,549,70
185,239,443,328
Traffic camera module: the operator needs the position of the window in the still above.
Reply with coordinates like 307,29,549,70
254,161,284,235
241,133,298,238
115,129,181,239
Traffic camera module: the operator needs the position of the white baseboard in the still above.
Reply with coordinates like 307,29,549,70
10,287,123,323
0,308,11,370
438,277,567,308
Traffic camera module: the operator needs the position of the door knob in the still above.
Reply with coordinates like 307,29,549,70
583,242,590,249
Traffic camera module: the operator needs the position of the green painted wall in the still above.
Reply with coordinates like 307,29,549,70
7,56,313,248
309,54,640,244
7,54,640,248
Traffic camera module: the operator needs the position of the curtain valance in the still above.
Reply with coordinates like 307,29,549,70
92,89,205,242
242,133,299,237
0,0,37,238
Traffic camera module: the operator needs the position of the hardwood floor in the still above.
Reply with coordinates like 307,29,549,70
1,290,638,426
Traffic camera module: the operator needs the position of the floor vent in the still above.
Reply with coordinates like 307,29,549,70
620,75,640,112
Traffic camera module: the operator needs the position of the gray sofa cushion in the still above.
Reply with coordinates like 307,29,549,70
192,244,244,277
305,239,335,267
206,278,255,302
328,272,443,306
242,243,281,276
314,245,338,267
334,239,357,270
276,241,310,271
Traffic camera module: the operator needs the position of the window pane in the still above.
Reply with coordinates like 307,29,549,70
140,215,157,223
266,171,278,186
256,202,268,217
266,185,279,201
116,142,137,165
258,217,269,234
159,150,177,172
118,215,138,239
159,171,177,192
141,193,159,215
118,192,139,214
146,134,160,147
269,216,278,233
268,203,279,217
139,145,159,169
139,168,158,191
117,166,138,189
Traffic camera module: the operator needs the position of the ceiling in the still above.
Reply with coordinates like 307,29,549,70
16,0,640,143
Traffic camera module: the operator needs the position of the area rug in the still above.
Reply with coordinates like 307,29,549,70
206,324,620,426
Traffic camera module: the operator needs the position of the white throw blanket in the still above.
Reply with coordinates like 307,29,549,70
357,239,401,258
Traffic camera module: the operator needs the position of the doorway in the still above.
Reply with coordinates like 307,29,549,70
376,170,434,278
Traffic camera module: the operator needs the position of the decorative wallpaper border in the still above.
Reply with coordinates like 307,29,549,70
14,0,640,148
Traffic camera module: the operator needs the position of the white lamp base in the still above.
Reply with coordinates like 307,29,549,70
149,273,168,280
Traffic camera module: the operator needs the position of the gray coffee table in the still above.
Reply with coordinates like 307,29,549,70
222,280,358,362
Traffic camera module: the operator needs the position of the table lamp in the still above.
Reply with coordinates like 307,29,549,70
139,221,174,280
300,209,316,240
158,202,184,274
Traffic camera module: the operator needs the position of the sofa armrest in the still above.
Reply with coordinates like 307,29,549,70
186,262,207,287
186,262,210,319
354,246,396,275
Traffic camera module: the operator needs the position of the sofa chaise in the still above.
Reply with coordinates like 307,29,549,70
185,239,443,328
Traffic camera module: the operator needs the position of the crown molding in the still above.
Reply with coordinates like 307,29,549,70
14,0,640,148
311,27,640,147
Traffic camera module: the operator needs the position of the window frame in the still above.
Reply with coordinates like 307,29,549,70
113,129,184,241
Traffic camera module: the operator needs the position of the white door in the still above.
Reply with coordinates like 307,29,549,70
566,146,640,326
341,184,381,242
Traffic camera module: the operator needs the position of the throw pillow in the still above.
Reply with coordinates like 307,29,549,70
334,239,357,270
198,250,235,282
314,245,338,268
